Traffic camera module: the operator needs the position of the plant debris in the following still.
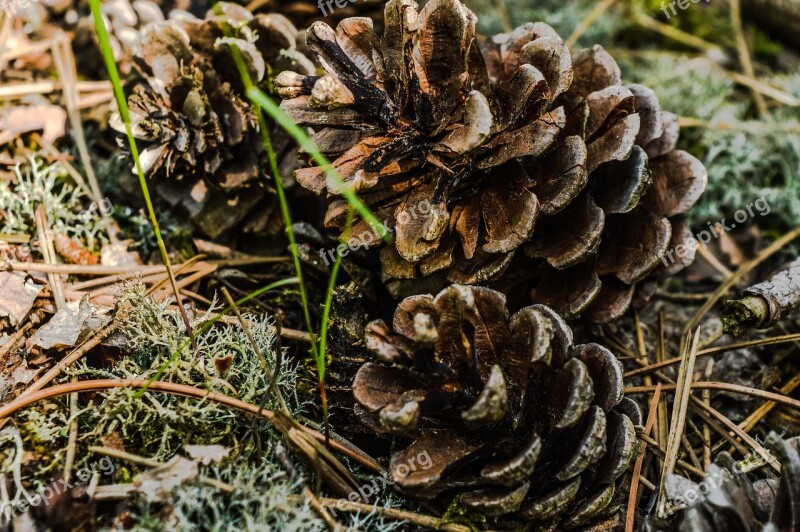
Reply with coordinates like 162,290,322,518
1,0,799,530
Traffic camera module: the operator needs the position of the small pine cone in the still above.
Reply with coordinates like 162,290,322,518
111,3,316,238
73,0,167,79
352,284,641,528
278,0,707,322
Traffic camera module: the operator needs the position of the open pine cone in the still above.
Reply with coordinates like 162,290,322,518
277,0,707,322
353,284,641,528
111,3,316,238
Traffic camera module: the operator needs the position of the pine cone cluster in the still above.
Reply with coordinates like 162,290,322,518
276,0,707,322
353,284,641,528
112,3,316,238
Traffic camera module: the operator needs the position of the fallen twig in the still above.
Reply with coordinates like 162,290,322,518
724,257,800,335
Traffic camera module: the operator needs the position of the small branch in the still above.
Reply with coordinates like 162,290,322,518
724,257,800,335
684,226,800,337
0,379,382,474
566,0,618,48
728,0,770,117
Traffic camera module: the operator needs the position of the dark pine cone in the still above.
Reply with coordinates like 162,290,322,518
276,0,707,322
352,284,641,528
112,3,316,238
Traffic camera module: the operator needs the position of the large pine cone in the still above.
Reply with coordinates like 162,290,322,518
276,0,707,322
353,284,641,528
112,3,316,238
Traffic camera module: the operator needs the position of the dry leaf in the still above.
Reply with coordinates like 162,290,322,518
0,272,43,326
0,104,67,145
27,297,108,350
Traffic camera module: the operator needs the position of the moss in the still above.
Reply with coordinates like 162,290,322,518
0,158,112,253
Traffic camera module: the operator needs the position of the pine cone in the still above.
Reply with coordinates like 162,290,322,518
73,0,167,79
112,3,316,238
651,433,800,531
277,0,707,322
352,284,641,528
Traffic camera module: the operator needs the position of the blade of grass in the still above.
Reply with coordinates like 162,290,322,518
317,207,355,441
217,20,321,371
88,0,197,353
218,14,382,443
247,87,391,244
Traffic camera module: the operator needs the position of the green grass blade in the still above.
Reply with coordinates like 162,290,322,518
317,207,354,437
217,22,320,366
247,87,392,244
88,0,197,344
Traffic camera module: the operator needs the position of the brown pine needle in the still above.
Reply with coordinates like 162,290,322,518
624,332,800,379
625,381,800,411
657,330,700,517
626,383,662,532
